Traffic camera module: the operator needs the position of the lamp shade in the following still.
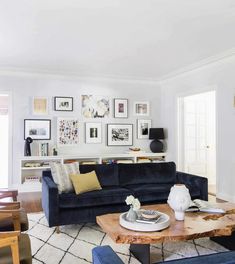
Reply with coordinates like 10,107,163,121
149,128,165,140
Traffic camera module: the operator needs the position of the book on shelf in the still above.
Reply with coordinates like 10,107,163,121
24,162,43,168
186,199,225,213
24,175,41,183
116,159,134,164
81,161,97,165
39,143,49,156
151,158,165,162
137,158,151,163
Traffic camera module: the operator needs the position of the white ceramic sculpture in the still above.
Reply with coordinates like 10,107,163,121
167,184,191,221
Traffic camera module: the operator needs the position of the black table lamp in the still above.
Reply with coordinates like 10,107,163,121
149,128,165,153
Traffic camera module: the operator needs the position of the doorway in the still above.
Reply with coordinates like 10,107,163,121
178,91,216,195
0,94,10,188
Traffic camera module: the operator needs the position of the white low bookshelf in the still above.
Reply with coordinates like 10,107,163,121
19,152,166,192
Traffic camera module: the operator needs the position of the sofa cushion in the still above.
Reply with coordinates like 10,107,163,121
118,162,177,186
125,183,174,203
79,164,119,187
126,183,201,203
70,171,102,194
50,162,80,193
186,185,201,199
59,186,133,209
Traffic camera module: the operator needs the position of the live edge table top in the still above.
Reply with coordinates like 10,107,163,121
96,203,235,244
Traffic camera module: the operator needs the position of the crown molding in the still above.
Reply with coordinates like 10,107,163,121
0,67,159,85
158,48,235,83
0,48,234,84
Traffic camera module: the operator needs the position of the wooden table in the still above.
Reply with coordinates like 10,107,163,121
96,203,235,264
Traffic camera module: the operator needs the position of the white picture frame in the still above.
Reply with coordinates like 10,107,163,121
107,124,133,146
32,97,48,115
57,117,79,146
85,123,102,144
137,119,152,139
81,95,110,118
114,98,128,118
133,101,150,116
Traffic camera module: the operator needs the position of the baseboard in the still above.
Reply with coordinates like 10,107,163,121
217,192,235,203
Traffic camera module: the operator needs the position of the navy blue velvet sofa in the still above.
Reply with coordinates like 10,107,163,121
92,246,235,264
42,162,208,227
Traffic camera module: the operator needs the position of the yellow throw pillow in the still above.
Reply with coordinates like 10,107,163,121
70,171,102,195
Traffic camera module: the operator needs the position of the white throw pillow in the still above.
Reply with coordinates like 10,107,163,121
50,162,80,193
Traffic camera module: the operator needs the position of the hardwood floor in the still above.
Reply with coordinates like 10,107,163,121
18,192,42,213
17,192,225,214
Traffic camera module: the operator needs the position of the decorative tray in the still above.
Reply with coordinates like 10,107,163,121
119,211,170,232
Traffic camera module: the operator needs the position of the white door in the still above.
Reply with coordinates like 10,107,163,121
181,91,216,185
0,94,9,188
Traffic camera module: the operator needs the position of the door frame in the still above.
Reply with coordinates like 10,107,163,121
177,87,217,182
0,90,13,187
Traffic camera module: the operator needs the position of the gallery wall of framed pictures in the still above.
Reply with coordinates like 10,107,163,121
26,95,153,152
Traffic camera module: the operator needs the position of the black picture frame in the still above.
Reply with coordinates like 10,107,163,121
54,96,73,111
24,119,51,140
107,123,133,146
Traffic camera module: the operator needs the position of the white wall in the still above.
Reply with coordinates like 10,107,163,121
160,56,235,202
0,74,161,185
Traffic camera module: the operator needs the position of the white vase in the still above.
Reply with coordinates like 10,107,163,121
126,206,137,222
167,184,191,221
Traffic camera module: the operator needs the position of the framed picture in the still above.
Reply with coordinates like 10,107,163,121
137,119,152,139
107,124,133,146
54,97,73,111
114,98,128,118
24,119,51,140
57,117,79,146
32,97,48,115
85,123,102,144
81,95,110,118
133,101,150,116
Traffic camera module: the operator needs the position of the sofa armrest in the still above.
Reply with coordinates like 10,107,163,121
42,175,59,227
92,246,124,264
176,171,208,201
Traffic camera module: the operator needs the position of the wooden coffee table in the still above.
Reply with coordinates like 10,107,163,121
96,203,235,264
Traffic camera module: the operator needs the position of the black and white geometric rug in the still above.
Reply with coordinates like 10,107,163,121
27,213,228,264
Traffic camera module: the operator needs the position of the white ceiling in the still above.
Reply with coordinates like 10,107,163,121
0,0,235,81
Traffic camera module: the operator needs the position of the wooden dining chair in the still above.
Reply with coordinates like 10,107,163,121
0,212,32,264
0,189,29,232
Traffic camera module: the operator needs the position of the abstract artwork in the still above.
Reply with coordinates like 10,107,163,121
82,95,110,118
57,118,79,146
32,97,48,115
